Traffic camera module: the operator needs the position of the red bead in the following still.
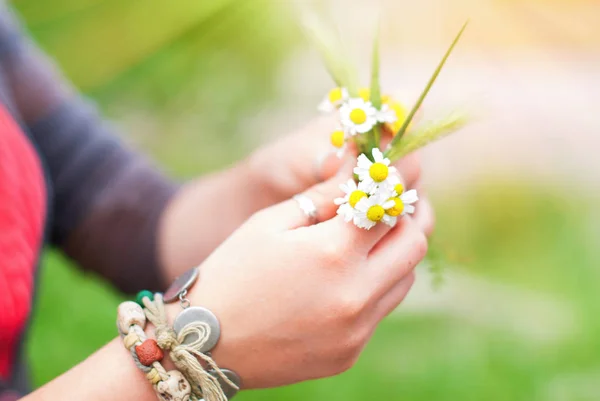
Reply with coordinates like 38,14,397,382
135,339,164,366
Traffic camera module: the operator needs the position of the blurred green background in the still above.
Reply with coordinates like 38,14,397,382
13,0,600,400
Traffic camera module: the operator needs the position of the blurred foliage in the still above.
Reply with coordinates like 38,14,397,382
11,0,301,175
13,0,298,103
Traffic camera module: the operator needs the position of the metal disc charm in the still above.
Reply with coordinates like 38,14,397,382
164,267,199,303
173,306,220,352
207,369,241,399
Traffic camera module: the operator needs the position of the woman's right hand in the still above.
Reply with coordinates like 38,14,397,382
170,158,434,389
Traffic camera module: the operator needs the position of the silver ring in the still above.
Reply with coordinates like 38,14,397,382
293,194,318,223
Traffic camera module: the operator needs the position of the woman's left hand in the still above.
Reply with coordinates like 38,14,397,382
159,117,427,283
247,117,422,204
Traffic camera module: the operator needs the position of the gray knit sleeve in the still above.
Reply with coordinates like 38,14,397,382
0,4,179,293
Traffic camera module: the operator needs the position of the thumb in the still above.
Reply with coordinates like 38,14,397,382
258,158,355,231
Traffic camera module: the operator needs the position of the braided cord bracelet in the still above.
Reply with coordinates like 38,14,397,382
118,268,240,401
117,301,193,401
141,292,239,401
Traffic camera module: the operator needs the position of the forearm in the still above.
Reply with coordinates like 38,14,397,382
158,159,276,282
22,301,200,401
21,338,157,401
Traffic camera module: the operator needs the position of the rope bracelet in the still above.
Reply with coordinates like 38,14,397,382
116,268,241,401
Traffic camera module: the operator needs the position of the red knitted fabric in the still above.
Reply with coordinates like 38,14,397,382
0,105,45,379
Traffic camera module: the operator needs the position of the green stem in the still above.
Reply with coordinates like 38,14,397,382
385,20,469,157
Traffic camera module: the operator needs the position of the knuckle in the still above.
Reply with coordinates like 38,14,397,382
248,208,269,225
334,291,367,322
320,240,346,266
333,331,368,374
310,181,330,202
423,208,436,237
409,162,422,185
335,355,359,375
406,271,416,287
398,152,422,185
412,230,429,261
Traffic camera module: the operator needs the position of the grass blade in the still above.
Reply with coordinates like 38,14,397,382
385,20,469,156
366,20,382,151
386,112,469,161
370,21,382,109
299,12,347,87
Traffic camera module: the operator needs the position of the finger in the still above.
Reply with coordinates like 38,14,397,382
371,271,416,322
392,152,421,190
318,151,345,181
258,158,355,231
366,217,428,297
308,215,394,255
412,195,435,237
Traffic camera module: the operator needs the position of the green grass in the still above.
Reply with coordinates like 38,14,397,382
27,183,600,400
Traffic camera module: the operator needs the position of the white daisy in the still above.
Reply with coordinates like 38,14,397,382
382,187,419,227
329,128,347,158
353,148,399,194
353,191,395,230
334,179,367,222
376,103,398,124
339,98,378,135
318,87,349,113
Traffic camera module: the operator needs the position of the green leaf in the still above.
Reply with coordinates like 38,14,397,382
371,124,382,151
386,112,469,162
366,22,382,150
370,22,382,109
385,20,469,155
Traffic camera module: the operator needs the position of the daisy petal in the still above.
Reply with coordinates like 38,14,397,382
382,214,397,227
382,200,396,209
372,148,384,162
402,189,419,204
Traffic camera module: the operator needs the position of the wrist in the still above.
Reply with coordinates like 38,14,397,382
144,282,237,382
142,289,244,394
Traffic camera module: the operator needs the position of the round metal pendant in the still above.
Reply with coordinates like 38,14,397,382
164,267,199,303
172,306,221,352
208,369,241,399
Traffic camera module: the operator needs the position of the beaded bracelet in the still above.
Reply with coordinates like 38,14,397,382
117,301,193,401
119,267,240,401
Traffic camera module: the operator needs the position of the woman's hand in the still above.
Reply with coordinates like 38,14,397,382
159,117,425,283
24,140,433,401
166,162,434,389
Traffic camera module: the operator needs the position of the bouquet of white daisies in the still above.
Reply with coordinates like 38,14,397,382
305,15,469,230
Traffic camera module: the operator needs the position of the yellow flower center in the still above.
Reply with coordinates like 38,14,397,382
366,205,385,222
386,197,404,217
388,101,408,135
328,88,343,104
348,190,367,208
349,108,367,125
330,130,345,148
394,183,404,195
359,88,371,101
369,162,389,182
